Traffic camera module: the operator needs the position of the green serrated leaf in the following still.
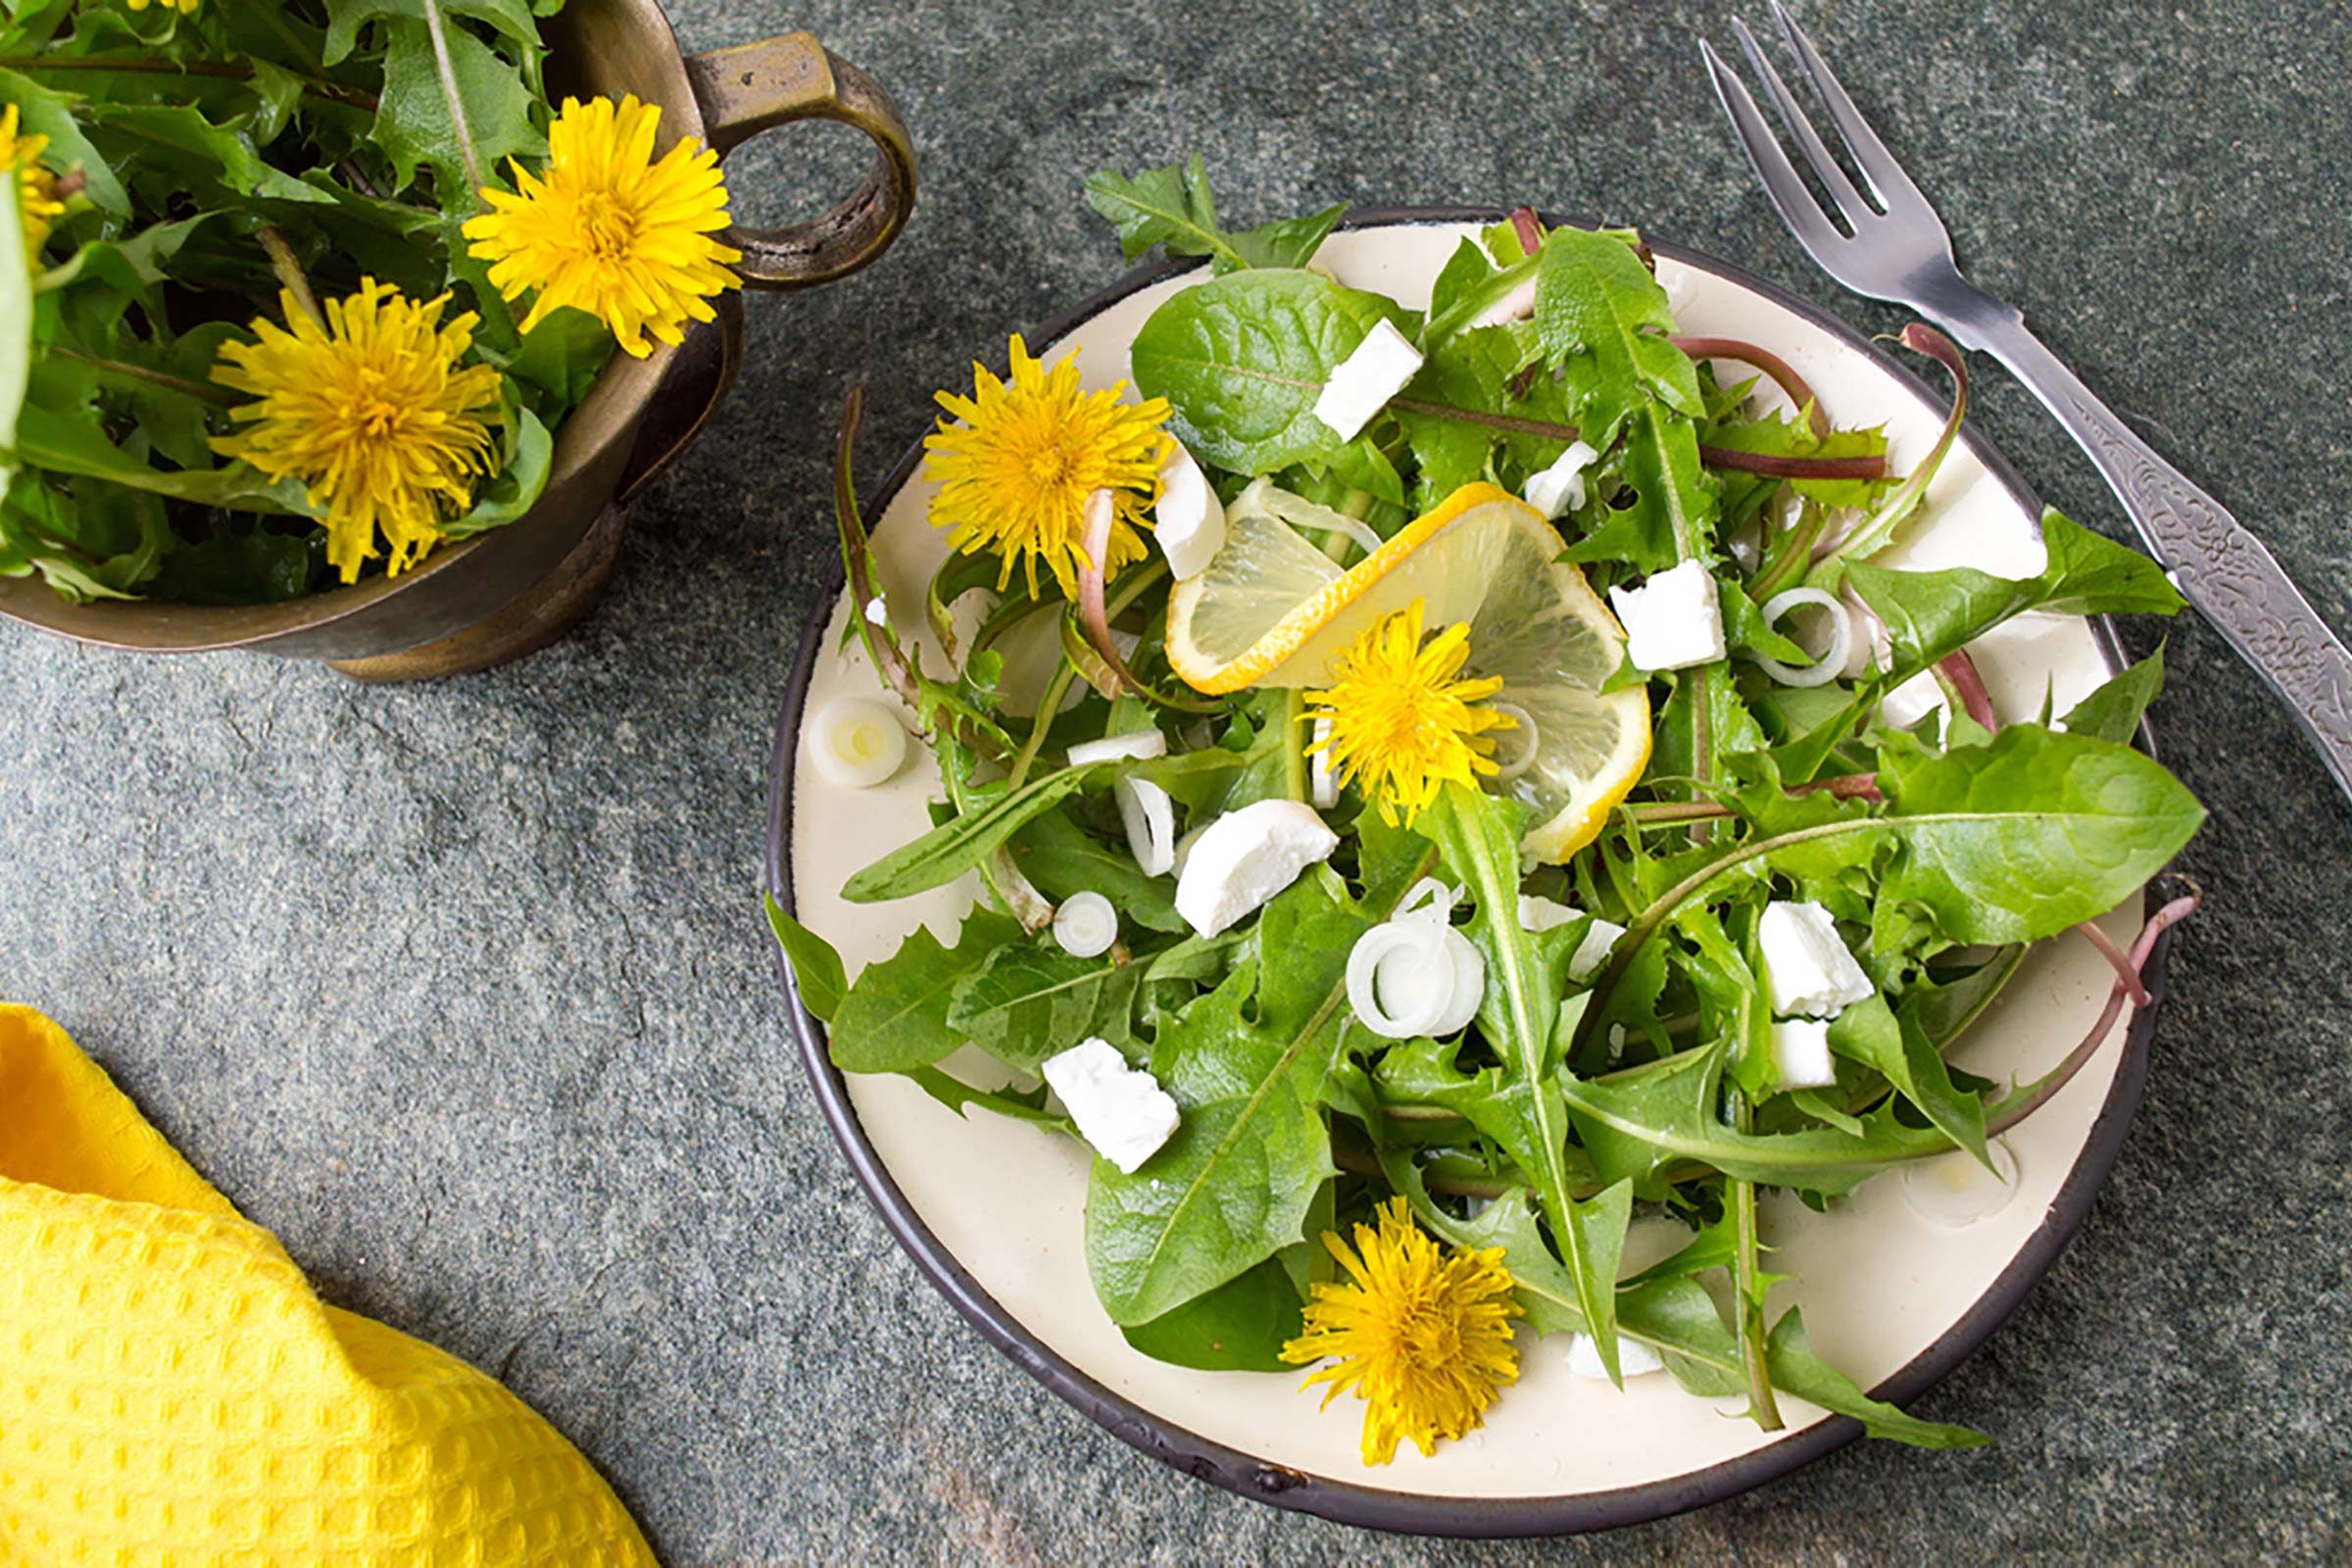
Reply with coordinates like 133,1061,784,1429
1119,1254,1303,1371
828,908,1021,1073
1828,994,1987,1165
323,0,542,66
0,67,129,216
1845,510,2184,677
945,938,1145,1074
500,304,612,411
763,895,847,1025
370,13,543,200
1083,156,1344,274
1085,859,1424,1326
2059,645,2167,745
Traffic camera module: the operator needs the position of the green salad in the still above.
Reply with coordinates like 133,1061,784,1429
771,162,2204,1464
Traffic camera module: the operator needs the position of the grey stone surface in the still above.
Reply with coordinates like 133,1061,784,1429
4,0,2350,1560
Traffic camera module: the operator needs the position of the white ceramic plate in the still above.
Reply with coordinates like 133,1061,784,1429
763,213,2176,1535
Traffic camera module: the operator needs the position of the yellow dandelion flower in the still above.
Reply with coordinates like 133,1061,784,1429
922,335,1173,599
123,0,199,11
1,105,63,262
211,279,503,584
463,93,742,360
1303,599,1516,826
1281,1198,1523,1466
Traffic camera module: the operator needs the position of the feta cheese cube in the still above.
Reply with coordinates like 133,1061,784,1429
1522,440,1601,519
1758,900,1876,1019
1173,799,1340,937
1607,560,1726,672
1311,318,1423,442
1153,443,1227,581
1041,1038,1180,1174
1770,1016,1838,1090
1517,896,1623,981
1571,918,1626,983
1517,894,1579,933
1566,1333,1667,1381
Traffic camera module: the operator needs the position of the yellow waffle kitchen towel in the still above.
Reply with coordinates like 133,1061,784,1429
0,1004,656,1566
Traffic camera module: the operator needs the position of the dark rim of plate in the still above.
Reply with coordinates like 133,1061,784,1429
760,207,2175,1539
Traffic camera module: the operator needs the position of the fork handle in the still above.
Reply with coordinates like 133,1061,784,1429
1933,284,2352,802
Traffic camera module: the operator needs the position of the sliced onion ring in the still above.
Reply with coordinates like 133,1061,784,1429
1067,729,1166,767
1395,876,1461,923
1347,915,1487,1039
1053,891,1118,957
1307,716,1340,808
1429,927,1486,1036
1489,701,1540,781
1347,919,1454,1039
1115,777,1177,878
1751,586,1854,688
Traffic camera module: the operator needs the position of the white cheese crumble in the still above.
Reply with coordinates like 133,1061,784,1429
1518,895,1625,981
1607,559,1726,672
1153,443,1227,581
1758,900,1875,1019
1769,1016,1838,1090
1173,799,1339,938
1041,1038,1179,1174
1311,318,1423,442
1522,440,1601,519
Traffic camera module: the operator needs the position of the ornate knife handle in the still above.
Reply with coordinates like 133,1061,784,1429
1961,310,2352,803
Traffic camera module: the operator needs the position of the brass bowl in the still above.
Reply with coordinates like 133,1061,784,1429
0,0,915,681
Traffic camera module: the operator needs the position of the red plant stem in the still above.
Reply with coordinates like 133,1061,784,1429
833,390,932,721
1622,770,1882,825
1673,335,1830,440
1510,206,1544,257
1075,489,1146,698
1986,891,2200,1138
1697,445,1886,480
1384,398,1885,481
1936,649,1997,731
2077,919,2156,1009
1791,772,1884,803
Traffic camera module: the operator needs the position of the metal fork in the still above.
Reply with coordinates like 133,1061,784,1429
1703,2,2352,804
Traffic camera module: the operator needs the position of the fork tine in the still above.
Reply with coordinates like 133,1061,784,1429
1767,0,1933,216
1729,17,1872,229
1698,39,1848,261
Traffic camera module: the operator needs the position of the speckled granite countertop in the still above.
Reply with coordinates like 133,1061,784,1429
4,0,2348,1559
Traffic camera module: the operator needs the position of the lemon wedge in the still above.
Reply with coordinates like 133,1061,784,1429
1165,482,1652,860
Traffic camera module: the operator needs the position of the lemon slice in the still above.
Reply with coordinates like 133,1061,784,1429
1165,482,1651,861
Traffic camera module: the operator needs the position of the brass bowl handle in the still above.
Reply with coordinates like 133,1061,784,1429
684,32,916,290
